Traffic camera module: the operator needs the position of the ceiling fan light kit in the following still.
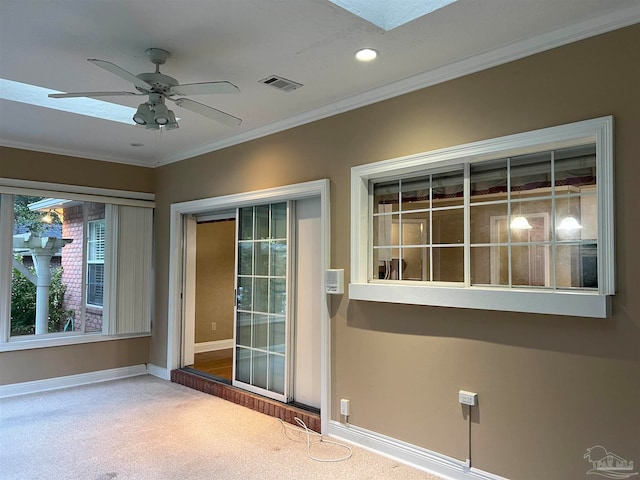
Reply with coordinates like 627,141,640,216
133,103,153,125
155,111,170,126
164,111,179,130
49,48,241,130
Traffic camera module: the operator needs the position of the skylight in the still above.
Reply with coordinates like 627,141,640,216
0,78,136,125
328,0,457,31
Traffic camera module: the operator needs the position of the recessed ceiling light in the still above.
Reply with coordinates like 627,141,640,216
356,48,379,62
0,78,137,124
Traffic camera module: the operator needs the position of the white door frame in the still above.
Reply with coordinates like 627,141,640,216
167,179,331,433
181,215,197,367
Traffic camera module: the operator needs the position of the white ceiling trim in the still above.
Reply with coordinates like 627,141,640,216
157,4,640,167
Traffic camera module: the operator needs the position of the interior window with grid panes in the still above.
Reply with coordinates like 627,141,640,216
371,144,598,291
373,170,464,282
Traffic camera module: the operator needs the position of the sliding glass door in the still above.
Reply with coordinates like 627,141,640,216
234,202,291,402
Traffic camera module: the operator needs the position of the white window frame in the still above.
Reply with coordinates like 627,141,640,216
350,116,614,318
86,218,105,308
0,179,155,351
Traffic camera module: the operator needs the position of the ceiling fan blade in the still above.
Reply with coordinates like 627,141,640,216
171,81,240,96
174,98,242,127
48,91,141,99
88,59,153,91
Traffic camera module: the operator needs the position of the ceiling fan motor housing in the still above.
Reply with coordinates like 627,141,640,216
136,72,179,95
134,48,179,95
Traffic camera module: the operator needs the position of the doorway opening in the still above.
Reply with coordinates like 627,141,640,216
190,216,235,383
167,180,330,431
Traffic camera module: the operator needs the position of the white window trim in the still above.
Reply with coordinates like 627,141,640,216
0,179,155,351
350,116,614,318
0,332,150,352
0,178,154,206
0,195,13,343
86,218,106,308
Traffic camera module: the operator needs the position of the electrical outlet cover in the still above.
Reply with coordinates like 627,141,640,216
459,390,478,406
340,399,350,416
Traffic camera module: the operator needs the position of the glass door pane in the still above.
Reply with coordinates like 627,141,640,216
233,202,289,402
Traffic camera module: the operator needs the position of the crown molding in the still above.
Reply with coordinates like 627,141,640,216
156,5,640,167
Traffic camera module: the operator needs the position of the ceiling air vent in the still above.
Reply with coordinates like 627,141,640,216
259,75,303,92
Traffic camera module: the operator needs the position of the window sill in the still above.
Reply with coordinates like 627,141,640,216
0,331,151,352
348,282,610,318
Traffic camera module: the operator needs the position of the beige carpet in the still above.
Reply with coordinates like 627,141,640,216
0,375,443,480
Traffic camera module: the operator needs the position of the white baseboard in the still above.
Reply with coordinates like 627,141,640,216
194,339,234,353
328,421,507,480
147,363,170,380
0,364,148,398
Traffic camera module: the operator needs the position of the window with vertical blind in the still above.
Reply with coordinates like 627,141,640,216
350,117,615,318
0,179,154,350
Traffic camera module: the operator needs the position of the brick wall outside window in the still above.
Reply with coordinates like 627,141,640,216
61,203,104,332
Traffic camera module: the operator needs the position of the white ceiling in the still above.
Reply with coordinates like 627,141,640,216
1,0,639,168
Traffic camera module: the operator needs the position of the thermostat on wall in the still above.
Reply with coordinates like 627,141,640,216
326,269,344,294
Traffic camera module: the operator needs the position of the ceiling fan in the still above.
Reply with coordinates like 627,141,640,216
48,48,241,130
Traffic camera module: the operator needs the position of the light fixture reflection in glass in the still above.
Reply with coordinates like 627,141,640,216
557,191,582,231
557,215,583,230
510,191,532,230
510,215,533,230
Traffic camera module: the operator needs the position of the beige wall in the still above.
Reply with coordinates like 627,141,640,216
0,338,149,384
152,26,640,479
0,147,154,193
0,148,153,384
195,220,235,343
2,25,638,480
